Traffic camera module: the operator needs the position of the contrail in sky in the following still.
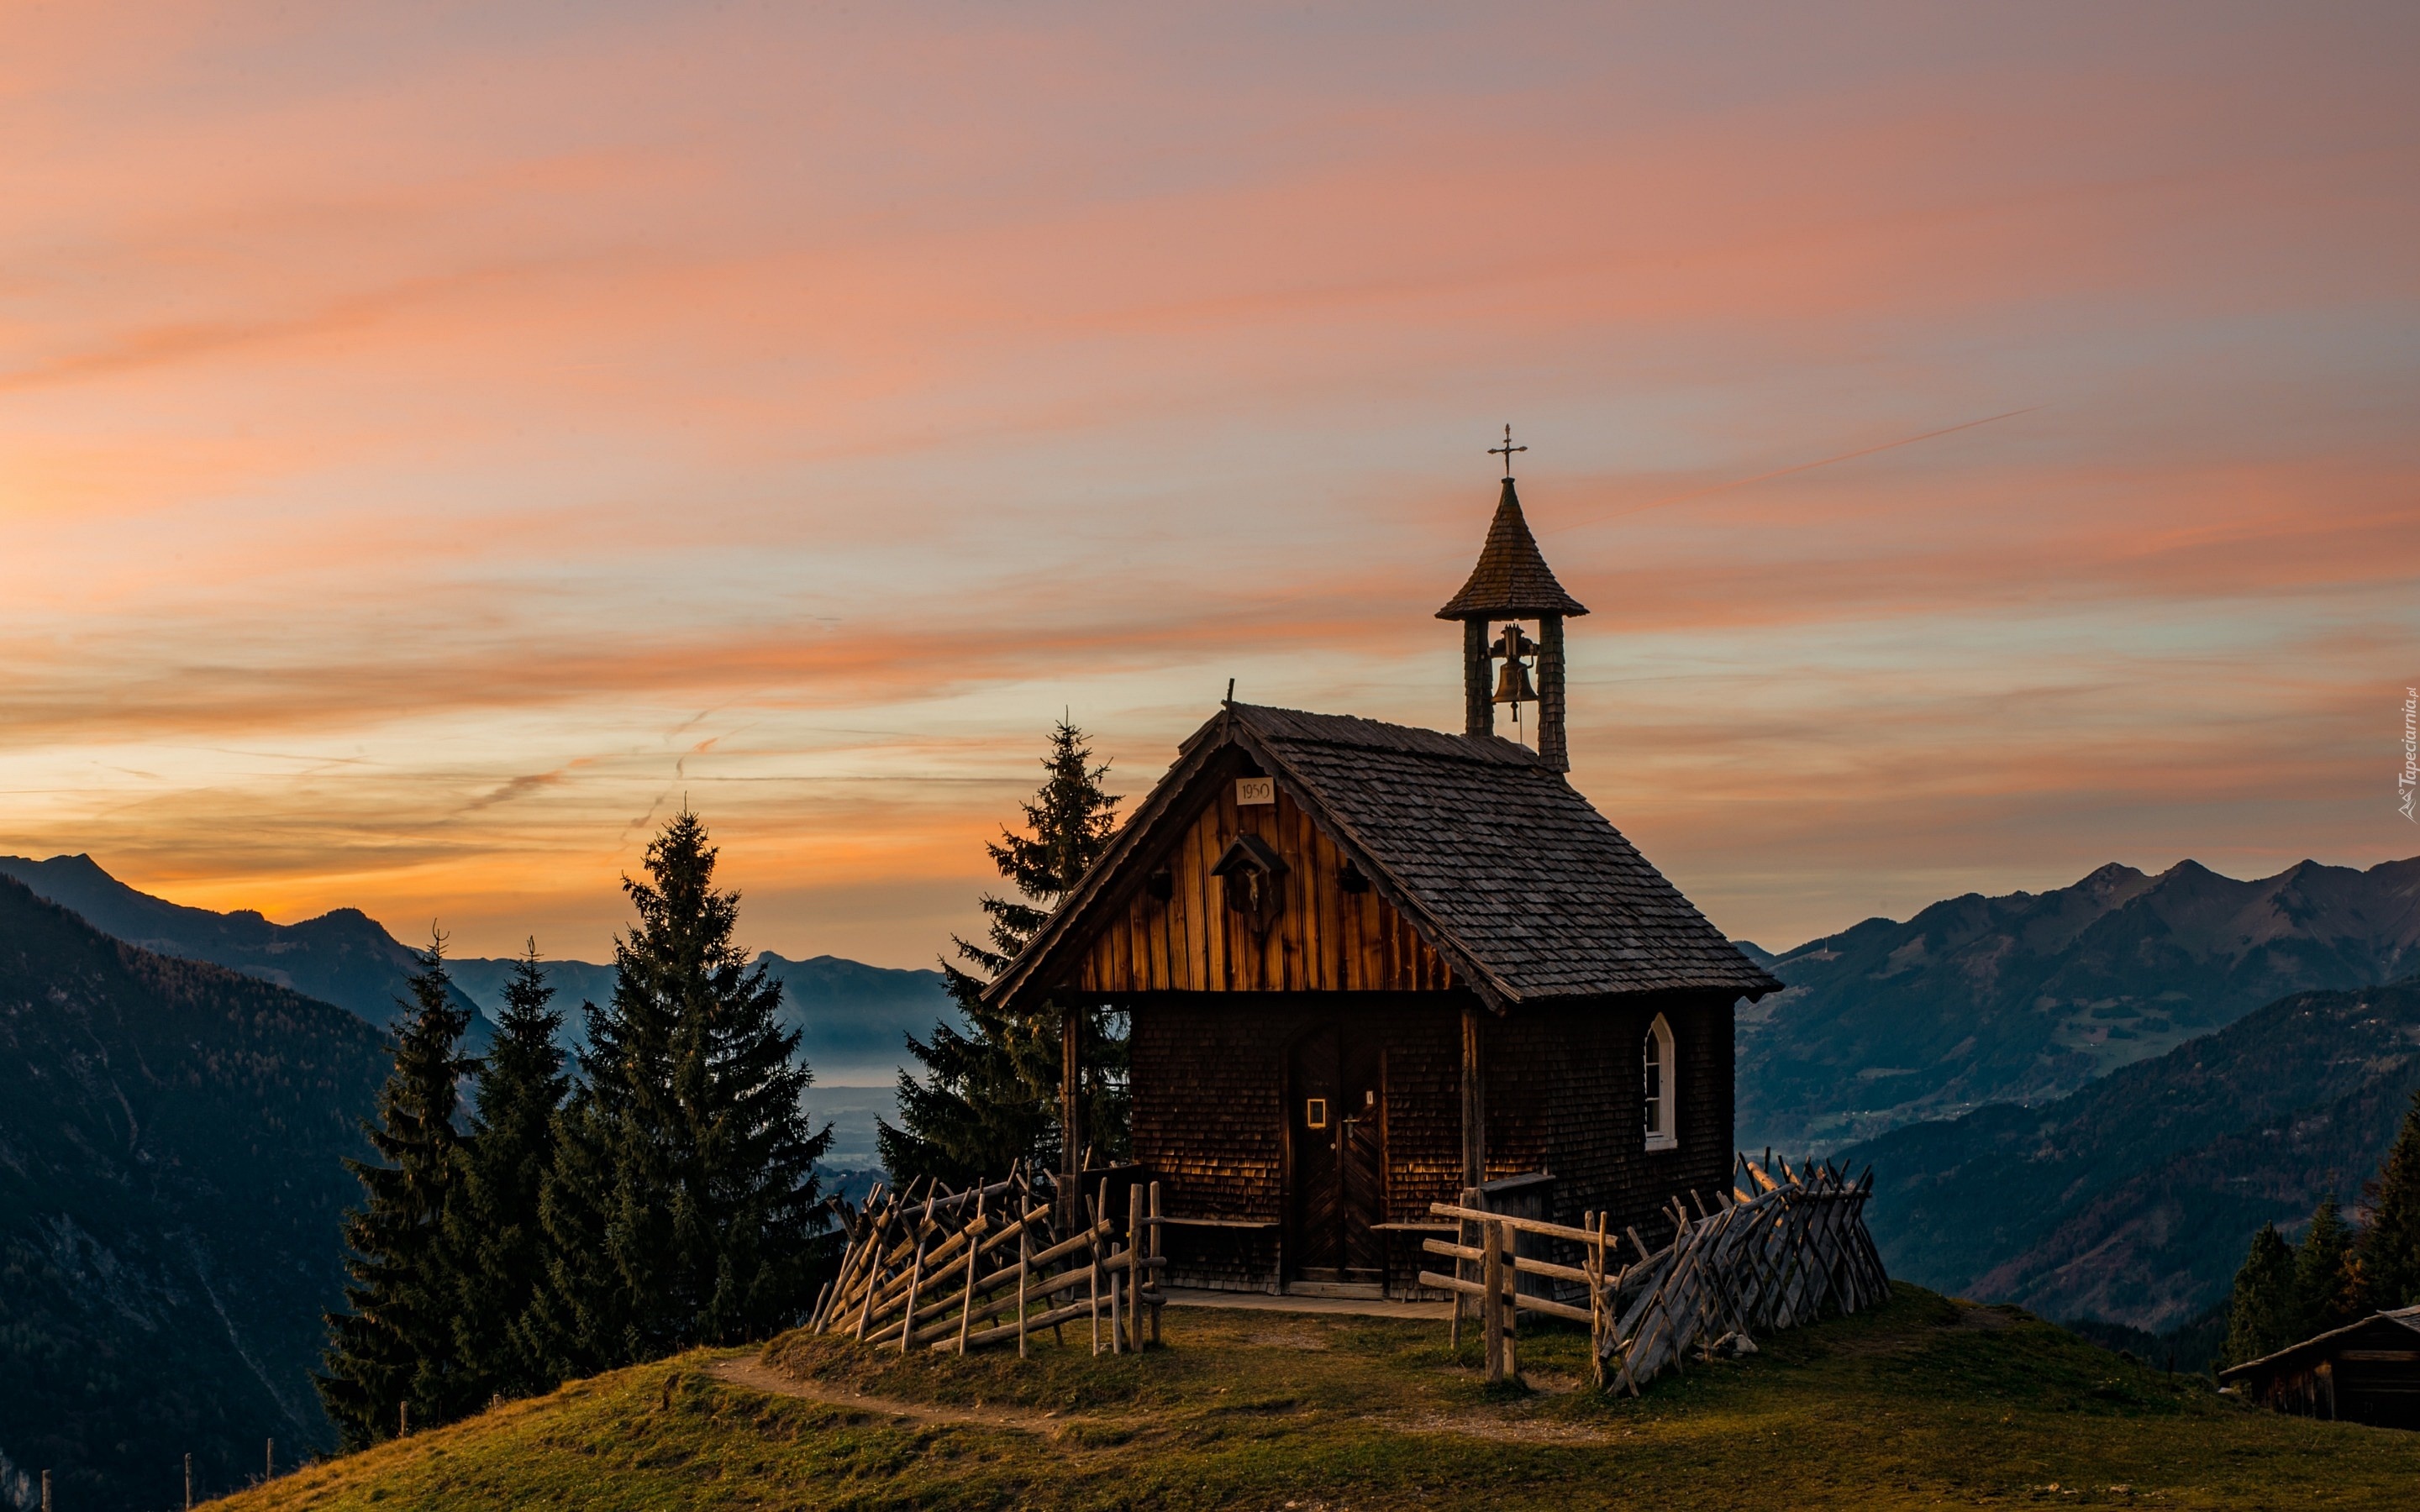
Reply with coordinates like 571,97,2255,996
1548,405,2047,534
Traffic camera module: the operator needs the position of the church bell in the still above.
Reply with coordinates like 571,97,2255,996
1491,623,1539,706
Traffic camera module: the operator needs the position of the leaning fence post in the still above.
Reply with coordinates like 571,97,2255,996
1481,1215,1505,1383
1590,1211,1609,1388
1454,1184,1481,1352
1018,1221,1031,1359
1126,1183,1146,1352
1491,1214,1510,1383
898,1231,929,1355
1147,1179,1165,1347
1086,1196,1104,1357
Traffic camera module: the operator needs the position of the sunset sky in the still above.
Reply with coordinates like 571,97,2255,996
4,3,2416,970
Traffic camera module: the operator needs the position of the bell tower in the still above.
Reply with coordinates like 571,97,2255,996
1435,430,1589,772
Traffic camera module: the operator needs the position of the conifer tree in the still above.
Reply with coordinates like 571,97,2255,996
2294,1193,2364,1335
2364,1088,2420,1310
318,936,477,1446
524,1075,624,1380
880,718,1125,1187
2223,1221,2298,1367
446,942,568,1404
534,811,834,1370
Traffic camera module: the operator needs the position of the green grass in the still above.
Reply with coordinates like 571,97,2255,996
216,1285,2420,1509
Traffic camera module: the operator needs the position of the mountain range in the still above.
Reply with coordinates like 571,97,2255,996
0,854,492,1044
0,874,388,1511
0,855,960,1097
1839,976,2420,1333
1738,856,2420,1152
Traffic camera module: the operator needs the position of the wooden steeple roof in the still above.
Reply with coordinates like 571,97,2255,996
984,701,1778,1015
1434,477,1590,621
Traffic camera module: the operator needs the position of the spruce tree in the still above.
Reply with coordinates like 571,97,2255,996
880,718,1125,1187
446,942,568,1404
2364,1088,2420,1310
2294,1193,2363,1335
525,1077,625,1380
317,936,477,1446
2223,1221,2298,1366
534,811,834,1369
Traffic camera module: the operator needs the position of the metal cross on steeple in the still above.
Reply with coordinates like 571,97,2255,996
1489,423,1527,479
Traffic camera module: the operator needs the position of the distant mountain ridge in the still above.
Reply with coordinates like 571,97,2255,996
1840,976,2420,1332
1740,855,2420,1152
448,950,955,1089
447,953,952,1164
0,855,965,1095
0,874,388,1510
0,853,488,1040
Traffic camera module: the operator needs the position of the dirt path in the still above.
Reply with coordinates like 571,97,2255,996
705,1357,1063,1434
708,1355,1623,1448
1365,1410,1622,1446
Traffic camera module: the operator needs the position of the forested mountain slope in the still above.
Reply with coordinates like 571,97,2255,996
1841,977,2420,1331
1740,856,2420,1151
0,876,388,1511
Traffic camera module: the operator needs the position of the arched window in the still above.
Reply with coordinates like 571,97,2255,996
1643,1014,1677,1152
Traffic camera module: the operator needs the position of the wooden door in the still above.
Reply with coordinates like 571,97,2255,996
1286,1023,1385,1284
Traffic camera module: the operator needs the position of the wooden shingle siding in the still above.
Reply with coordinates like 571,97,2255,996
1130,1000,1289,1222
1075,785,1455,995
1480,993,1737,1242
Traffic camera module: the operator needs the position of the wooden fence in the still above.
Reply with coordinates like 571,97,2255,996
1418,1153,1887,1391
806,1163,1165,1356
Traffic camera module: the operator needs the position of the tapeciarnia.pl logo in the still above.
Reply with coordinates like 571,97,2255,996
2402,686,2417,822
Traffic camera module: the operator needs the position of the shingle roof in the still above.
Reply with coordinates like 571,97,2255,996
2217,1306,2420,1382
1435,478,1590,621
986,702,1778,1012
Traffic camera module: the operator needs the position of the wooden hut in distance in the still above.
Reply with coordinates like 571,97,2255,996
986,462,1781,1299
2220,1306,2420,1428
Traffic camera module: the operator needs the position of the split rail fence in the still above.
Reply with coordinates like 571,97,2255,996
1418,1152,1888,1391
806,1163,1165,1357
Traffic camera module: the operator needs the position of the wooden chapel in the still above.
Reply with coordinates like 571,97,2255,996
985,458,1781,1298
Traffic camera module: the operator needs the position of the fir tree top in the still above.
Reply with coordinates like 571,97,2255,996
2224,1222,2297,1367
2367,1089,2420,1310
968,718,1121,973
564,808,833,1357
879,718,1126,1186
480,941,567,1119
2296,1192,2362,1335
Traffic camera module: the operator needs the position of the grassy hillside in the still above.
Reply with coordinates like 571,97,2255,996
208,1286,2420,1510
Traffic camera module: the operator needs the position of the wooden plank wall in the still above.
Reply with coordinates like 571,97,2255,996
1072,784,1455,995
